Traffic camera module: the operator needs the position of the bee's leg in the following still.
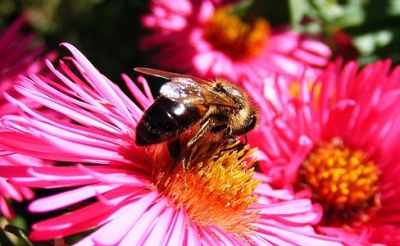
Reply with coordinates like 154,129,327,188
221,135,248,152
222,125,232,144
165,138,190,189
208,124,231,146
187,117,214,148
167,139,181,173
235,135,248,151
243,135,248,145
181,151,191,190
182,118,214,171
214,126,247,152
178,118,215,190
167,139,181,163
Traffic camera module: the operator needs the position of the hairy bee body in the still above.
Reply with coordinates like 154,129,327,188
134,68,258,160
136,96,206,146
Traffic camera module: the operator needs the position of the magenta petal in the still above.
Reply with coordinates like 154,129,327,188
257,223,342,246
198,226,221,245
30,201,124,240
185,216,201,246
0,178,23,201
0,196,14,218
139,205,176,245
162,207,187,246
29,184,118,212
209,226,240,245
141,0,331,84
284,135,313,180
30,190,158,241
61,43,133,122
91,191,162,245
118,196,169,245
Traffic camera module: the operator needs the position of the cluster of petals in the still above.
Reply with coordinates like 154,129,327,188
0,43,343,245
0,17,54,219
245,59,400,245
141,0,332,85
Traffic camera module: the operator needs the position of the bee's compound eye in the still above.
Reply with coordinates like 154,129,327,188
231,88,243,98
216,83,229,93
232,112,257,135
245,114,257,133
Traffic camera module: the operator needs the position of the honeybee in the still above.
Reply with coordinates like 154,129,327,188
134,68,258,167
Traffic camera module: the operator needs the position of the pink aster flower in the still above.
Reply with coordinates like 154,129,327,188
0,17,54,219
0,43,342,245
140,0,332,84
246,59,400,245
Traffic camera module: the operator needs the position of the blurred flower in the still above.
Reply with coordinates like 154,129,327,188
0,43,342,245
331,29,359,62
0,17,54,219
246,59,400,245
140,0,332,85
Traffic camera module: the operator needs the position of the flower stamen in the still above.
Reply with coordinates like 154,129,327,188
297,139,381,227
145,135,261,235
203,6,270,60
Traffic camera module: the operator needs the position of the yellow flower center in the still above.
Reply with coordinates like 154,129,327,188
297,139,381,227
289,81,322,102
144,134,261,236
203,6,270,60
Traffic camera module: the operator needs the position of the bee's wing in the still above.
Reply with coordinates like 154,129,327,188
134,67,212,85
160,80,237,108
134,67,237,108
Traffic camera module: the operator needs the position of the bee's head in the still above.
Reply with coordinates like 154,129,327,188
215,81,246,109
215,81,258,135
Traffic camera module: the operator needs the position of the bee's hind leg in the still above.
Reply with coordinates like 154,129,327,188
167,138,181,172
184,117,218,174
177,118,215,190
166,139,191,189
186,117,214,149
167,139,181,163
